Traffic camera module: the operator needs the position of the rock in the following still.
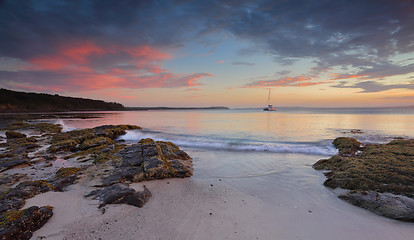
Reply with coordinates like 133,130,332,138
0,134,43,173
0,157,29,173
0,174,29,189
49,167,82,191
0,168,81,215
93,125,141,139
49,125,139,164
314,139,414,197
102,138,192,185
48,139,78,153
30,123,62,134
332,137,362,156
314,138,414,221
339,191,414,222
5,131,26,139
85,183,151,208
0,206,53,240
0,181,54,215
79,137,114,150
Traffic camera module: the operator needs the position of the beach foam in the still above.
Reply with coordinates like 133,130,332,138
119,130,338,156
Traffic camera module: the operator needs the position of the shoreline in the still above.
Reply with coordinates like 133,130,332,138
1,119,414,239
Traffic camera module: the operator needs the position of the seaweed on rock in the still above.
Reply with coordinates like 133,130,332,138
314,137,414,221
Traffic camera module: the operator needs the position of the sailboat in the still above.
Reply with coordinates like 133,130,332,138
263,88,276,111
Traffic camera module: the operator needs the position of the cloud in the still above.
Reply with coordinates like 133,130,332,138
0,41,212,91
1,0,414,93
217,60,224,64
332,81,414,93
274,70,291,76
244,75,327,88
231,61,255,66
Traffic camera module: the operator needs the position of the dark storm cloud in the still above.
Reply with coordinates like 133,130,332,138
2,0,413,60
0,0,211,59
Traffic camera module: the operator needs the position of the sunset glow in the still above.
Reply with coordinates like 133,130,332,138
1,0,413,107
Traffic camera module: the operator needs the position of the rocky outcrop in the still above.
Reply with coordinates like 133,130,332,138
0,131,40,173
5,131,26,139
314,137,414,221
85,183,151,208
0,167,82,215
332,137,362,156
339,191,414,221
0,121,193,235
102,138,192,186
0,206,53,240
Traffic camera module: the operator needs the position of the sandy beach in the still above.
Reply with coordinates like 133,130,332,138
0,116,410,240
24,176,414,240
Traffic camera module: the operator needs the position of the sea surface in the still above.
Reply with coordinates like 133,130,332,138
45,108,414,239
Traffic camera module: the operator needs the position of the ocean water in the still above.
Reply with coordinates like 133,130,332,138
51,108,414,239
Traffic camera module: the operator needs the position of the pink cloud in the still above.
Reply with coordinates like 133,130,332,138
217,60,224,64
9,41,212,92
329,73,367,80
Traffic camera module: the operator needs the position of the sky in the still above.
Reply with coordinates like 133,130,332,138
0,0,413,108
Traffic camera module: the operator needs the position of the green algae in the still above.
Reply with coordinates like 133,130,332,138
332,137,362,155
52,129,95,144
5,131,26,139
139,138,155,145
31,123,62,133
19,180,56,192
55,167,82,178
94,124,141,139
0,209,25,227
79,137,114,150
49,139,77,153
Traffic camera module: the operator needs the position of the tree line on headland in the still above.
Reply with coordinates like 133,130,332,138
0,88,125,112
0,88,229,113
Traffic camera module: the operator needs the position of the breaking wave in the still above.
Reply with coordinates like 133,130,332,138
118,130,338,156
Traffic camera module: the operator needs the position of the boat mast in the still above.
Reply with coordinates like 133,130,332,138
267,88,271,105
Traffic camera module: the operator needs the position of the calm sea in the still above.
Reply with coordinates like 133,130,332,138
57,107,414,152
36,108,414,238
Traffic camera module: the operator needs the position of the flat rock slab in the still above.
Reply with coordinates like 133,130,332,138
340,191,414,222
102,139,192,186
85,183,151,208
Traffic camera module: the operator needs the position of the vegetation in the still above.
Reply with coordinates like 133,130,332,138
55,167,82,178
0,88,124,112
0,209,25,227
5,131,26,139
332,137,362,156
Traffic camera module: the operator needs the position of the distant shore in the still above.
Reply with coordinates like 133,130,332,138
124,106,229,111
0,88,229,113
